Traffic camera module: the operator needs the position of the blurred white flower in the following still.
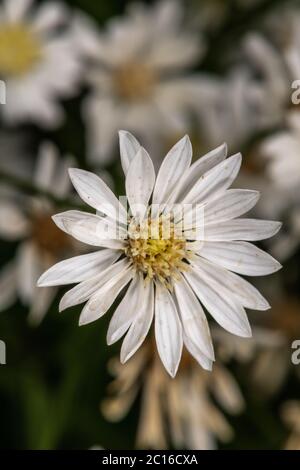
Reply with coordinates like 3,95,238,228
281,401,300,450
250,298,300,396
0,141,76,324
263,6,300,80
38,131,281,377
282,12,300,80
102,326,284,449
260,111,300,260
196,70,266,151
213,326,285,364
102,339,245,450
261,111,300,191
74,0,204,164
197,34,289,151
0,0,83,127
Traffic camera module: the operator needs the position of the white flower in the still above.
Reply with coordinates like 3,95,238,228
38,131,282,377
0,0,83,127
74,0,204,164
102,339,245,450
196,34,288,151
0,141,76,324
259,111,300,260
101,327,282,449
261,111,300,191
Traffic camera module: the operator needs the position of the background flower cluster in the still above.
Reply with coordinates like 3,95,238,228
0,0,300,450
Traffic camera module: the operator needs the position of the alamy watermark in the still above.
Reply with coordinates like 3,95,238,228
77,200,205,243
0,80,6,105
0,340,6,365
291,80,300,105
291,340,300,365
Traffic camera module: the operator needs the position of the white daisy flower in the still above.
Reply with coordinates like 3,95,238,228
38,131,282,377
74,0,204,164
0,141,77,324
0,0,83,127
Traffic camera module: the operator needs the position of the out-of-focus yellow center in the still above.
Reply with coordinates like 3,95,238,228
112,62,157,101
0,24,42,77
126,216,189,288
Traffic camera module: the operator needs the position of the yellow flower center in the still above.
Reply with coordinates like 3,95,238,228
112,62,157,102
126,216,190,288
0,24,42,77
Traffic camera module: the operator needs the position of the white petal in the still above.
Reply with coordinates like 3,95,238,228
16,242,40,304
52,210,126,249
212,367,245,414
155,283,183,377
28,286,56,326
37,249,121,287
185,269,252,338
199,241,282,276
204,189,260,224
79,267,134,325
193,257,270,311
119,130,141,175
178,189,259,230
32,2,68,34
182,153,242,205
204,219,282,241
34,142,73,198
152,135,192,213
59,258,130,312
174,275,214,360
84,97,119,164
176,143,227,202
68,168,127,223
120,279,154,363
3,0,33,21
126,147,155,220
71,12,101,58
147,35,200,70
107,273,141,345
0,202,29,240
183,334,213,371
34,141,57,190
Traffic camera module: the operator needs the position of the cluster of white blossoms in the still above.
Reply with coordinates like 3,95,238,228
74,0,205,163
0,0,83,126
38,132,282,377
